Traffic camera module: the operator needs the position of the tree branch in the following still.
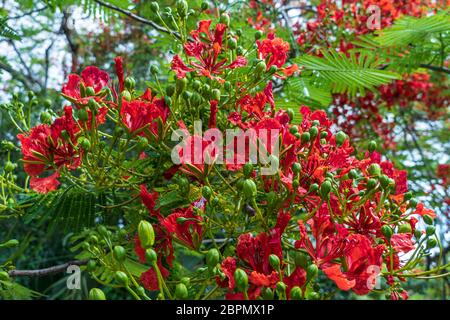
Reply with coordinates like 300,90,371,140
93,0,181,40
8,260,88,277
420,64,450,74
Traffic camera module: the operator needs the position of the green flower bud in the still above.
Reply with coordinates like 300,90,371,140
40,111,52,124
145,248,157,265
137,136,149,150
4,161,15,173
286,108,295,122
320,131,328,139
86,260,97,272
243,163,253,178
211,89,221,101
254,30,263,40
306,291,320,300
98,225,108,237
309,183,319,193
381,225,393,240
114,271,129,287
368,140,377,153
88,288,106,300
150,1,159,12
0,239,19,248
426,225,436,236
306,264,318,281
176,77,188,93
181,277,190,286
408,198,418,209
206,248,220,268
261,287,274,300
166,84,176,97
0,271,9,281
414,229,422,240
228,38,237,50
366,178,377,190
276,281,286,296
292,162,301,174
349,169,358,179
138,220,155,248
86,86,96,96
404,192,413,201
269,65,278,73
175,283,188,299
219,13,230,26
290,286,302,300
426,238,437,249
292,179,300,190
182,90,192,102
234,268,248,292
243,179,257,199
201,1,208,11
368,163,382,177
423,214,433,225
176,0,188,18
335,131,347,146
309,126,318,139
150,64,159,75
289,125,299,135
77,108,89,123
78,137,91,150
255,60,266,75
113,246,126,263
202,186,212,200
269,254,280,270
122,90,132,101
301,132,310,144
124,77,136,90
319,180,332,199
379,174,390,189
398,223,412,234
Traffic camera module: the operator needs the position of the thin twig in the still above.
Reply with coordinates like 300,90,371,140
8,260,89,277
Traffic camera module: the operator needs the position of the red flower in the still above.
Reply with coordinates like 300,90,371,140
257,33,298,76
62,66,110,105
114,56,125,92
120,89,169,138
171,20,247,81
29,172,61,194
161,205,203,249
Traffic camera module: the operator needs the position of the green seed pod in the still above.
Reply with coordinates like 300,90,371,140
234,268,248,292
124,77,136,90
88,288,106,300
176,0,188,18
379,174,390,189
86,86,96,96
201,1,208,10
368,163,382,177
306,264,318,281
254,30,263,40
426,238,437,249
77,108,89,123
150,1,159,12
366,178,377,190
242,179,257,199
276,281,287,296
309,183,319,193
289,125,299,135
228,38,237,50
0,271,10,281
368,140,377,153
176,77,188,93
86,260,97,272
113,246,127,263
145,249,157,265
349,169,358,179
286,108,295,122
335,131,347,146
219,13,230,26
150,64,159,75
381,225,393,240
269,254,280,270
294,252,308,269
114,271,129,287
40,111,52,124
138,220,155,248
426,225,436,236
206,248,220,268
202,186,212,200
301,132,311,144
306,291,320,300
320,131,328,139
309,126,318,139
175,283,188,299
319,180,332,199
290,286,302,300
4,161,15,173
292,162,301,174
423,214,433,225
98,225,108,237
398,223,412,234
